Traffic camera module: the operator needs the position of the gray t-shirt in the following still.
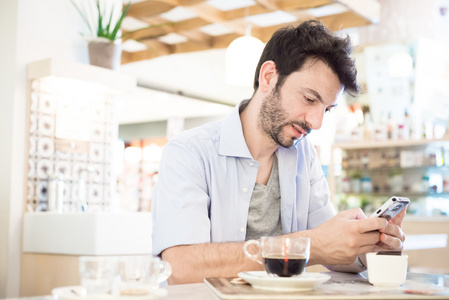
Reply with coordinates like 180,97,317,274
245,155,282,240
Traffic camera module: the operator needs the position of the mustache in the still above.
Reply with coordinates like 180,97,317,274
292,121,312,135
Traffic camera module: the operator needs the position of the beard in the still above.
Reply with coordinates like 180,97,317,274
257,89,311,148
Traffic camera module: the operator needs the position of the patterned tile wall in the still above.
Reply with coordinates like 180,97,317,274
26,78,117,212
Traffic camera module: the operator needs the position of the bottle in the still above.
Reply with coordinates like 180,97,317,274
47,173,65,212
421,175,430,193
402,109,410,140
361,151,369,169
387,112,397,140
436,147,445,167
342,177,351,193
375,111,388,141
390,173,403,194
363,112,373,141
361,176,372,193
443,175,449,192
352,175,361,193
424,121,434,139
398,124,406,140
445,148,449,166
77,168,91,212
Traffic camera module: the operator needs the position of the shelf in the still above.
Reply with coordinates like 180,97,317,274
329,137,449,219
333,138,449,150
341,165,448,172
336,192,449,198
404,216,449,222
27,58,136,91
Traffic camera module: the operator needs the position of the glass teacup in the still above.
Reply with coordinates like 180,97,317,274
78,256,118,295
244,236,310,277
117,255,172,296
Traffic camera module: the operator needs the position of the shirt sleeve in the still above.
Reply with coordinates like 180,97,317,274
151,139,211,256
306,145,336,229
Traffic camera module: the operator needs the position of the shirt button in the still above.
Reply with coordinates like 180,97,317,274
249,162,255,167
240,227,245,233
242,188,248,193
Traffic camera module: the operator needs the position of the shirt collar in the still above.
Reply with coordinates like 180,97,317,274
219,100,253,158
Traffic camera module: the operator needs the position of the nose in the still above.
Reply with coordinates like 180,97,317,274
306,106,326,130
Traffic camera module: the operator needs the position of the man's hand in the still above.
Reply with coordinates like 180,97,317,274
305,208,388,266
375,208,407,251
160,208,407,284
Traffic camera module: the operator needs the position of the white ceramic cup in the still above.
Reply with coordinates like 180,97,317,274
117,255,172,296
78,256,119,295
366,252,408,287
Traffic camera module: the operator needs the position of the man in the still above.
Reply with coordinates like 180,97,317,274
151,20,406,284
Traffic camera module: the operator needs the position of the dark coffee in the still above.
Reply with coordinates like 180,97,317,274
263,254,307,277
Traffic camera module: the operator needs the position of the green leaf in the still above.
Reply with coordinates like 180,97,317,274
69,0,94,37
70,0,157,42
105,4,115,37
110,2,131,40
96,0,104,38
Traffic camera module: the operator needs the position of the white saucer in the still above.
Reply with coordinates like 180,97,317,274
238,271,331,291
52,286,168,300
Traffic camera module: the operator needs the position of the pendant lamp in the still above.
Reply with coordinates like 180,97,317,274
225,25,265,87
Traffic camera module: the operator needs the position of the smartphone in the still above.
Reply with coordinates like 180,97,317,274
370,196,410,221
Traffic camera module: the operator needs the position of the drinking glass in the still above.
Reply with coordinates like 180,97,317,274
78,256,118,295
117,255,171,296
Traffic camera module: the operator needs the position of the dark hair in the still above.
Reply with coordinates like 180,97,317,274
253,20,358,97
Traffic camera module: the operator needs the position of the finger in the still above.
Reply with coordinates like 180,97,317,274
357,231,382,247
355,209,368,220
379,224,405,242
372,242,385,252
379,233,404,251
356,217,388,234
390,208,407,226
360,244,380,253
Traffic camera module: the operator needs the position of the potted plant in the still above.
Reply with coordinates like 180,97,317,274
70,0,131,70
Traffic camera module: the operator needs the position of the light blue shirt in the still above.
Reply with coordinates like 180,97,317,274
151,102,336,256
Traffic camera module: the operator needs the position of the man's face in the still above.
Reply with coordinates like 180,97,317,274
258,58,344,148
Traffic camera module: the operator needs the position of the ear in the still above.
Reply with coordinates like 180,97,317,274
258,61,277,93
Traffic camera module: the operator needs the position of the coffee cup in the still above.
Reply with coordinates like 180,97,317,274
366,252,408,287
117,255,172,296
243,236,310,277
78,256,118,295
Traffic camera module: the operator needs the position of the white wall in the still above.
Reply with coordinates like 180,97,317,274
0,1,20,297
0,0,88,296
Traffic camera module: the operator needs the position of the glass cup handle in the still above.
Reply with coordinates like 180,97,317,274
243,240,263,264
157,261,172,283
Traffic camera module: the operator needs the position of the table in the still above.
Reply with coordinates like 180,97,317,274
4,272,449,300
202,272,449,299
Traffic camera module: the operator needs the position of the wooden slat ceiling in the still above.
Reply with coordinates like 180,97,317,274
121,0,379,64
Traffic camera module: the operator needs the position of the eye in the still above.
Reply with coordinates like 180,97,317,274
305,97,315,103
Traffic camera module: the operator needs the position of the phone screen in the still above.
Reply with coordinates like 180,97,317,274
378,201,408,220
372,197,410,221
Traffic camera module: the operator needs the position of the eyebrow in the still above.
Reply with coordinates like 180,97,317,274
303,88,338,108
304,88,323,103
